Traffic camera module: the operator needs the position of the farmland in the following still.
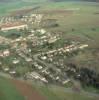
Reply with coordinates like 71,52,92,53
0,76,46,100
0,76,98,100
0,0,52,16
35,84,99,100
0,76,24,100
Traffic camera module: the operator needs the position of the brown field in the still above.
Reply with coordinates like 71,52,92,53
10,8,33,16
36,9,74,14
10,8,74,16
10,6,40,16
11,79,46,100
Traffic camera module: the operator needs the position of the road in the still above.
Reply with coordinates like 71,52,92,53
33,53,60,71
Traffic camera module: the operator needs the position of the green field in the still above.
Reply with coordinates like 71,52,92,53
39,2,99,50
0,77,24,100
33,83,99,100
0,76,98,100
0,0,47,16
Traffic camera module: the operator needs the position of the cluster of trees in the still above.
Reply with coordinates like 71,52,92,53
66,63,99,89
79,68,99,89
41,19,59,28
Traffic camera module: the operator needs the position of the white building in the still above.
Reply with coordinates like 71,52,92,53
3,50,10,57
0,22,28,31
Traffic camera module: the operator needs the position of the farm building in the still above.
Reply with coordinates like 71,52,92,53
0,22,28,31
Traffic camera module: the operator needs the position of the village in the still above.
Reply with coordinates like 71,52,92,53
0,13,89,86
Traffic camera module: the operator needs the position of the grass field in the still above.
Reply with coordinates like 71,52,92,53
0,77,24,100
33,83,99,100
39,2,99,48
0,0,47,16
0,76,46,100
0,76,98,100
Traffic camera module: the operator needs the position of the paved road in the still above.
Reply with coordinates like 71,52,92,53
33,53,59,71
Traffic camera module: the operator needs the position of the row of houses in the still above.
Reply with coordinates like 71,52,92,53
43,44,88,55
0,13,43,31
26,72,48,83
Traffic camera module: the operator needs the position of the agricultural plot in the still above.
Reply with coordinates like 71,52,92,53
32,82,99,100
0,77,46,100
0,76,98,100
0,77,24,100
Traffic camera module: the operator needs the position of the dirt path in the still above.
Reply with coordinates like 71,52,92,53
11,79,46,100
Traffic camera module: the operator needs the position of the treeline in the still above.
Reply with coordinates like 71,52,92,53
66,63,99,90
49,0,98,2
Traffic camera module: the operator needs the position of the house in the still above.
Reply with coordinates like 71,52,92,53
12,59,20,64
9,71,16,74
48,36,58,44
37,29,46,34
79,44,88,49
37,65,43,70
41,56,47,60
4,68,9,72
27,72,48,83
62,79,70,85
3,50,10,57
25,58,32,62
